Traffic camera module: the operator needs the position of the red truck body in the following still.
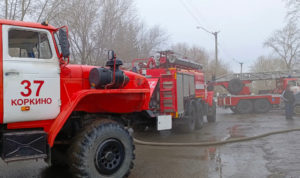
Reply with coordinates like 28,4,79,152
0,20,150,146
214,72,300,114
145,67,214,115
0,19,151,177
132,51,216,132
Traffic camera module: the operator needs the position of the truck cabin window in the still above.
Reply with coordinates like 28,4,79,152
8,30,52,59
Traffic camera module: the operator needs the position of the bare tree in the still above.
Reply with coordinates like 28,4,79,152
20,0,31,20
0,0,168,66
264,22,300,69
171,43,209,65
0,0,65,22
286,0,300,22
33,0,66,22
170,42,231,82
137,25,168,59
1,0,22,20
250,55,288,93
91,0,168,65
54,0,100,65
251,55,287,72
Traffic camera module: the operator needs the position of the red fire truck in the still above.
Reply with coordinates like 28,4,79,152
214,70,300,114
132,51,216,132
0,19,157,177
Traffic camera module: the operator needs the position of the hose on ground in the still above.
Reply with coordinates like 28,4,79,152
134,128,300,147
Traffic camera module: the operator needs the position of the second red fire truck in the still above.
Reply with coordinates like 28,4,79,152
132,51,216,132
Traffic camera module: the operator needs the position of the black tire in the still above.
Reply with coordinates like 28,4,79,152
207,101,216,123
69,120,134,178
236,100,253,114
294,105,300,115
51,145,69,167
207,84,214,91
195,101,204,129
182,101,196,132
228,79,244,95
230,106,239,114
254,99,271,113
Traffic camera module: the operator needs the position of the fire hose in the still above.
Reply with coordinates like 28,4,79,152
133,128,300,147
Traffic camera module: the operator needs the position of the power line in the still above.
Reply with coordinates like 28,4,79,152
179,0,238,64
179,0,212,34
185,0,215,30
218,43,241,64
179,0,238,76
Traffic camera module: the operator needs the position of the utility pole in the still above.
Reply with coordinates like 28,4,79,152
239,62,243,80
196,26,220,78
213,32,220,77
239,62,243,74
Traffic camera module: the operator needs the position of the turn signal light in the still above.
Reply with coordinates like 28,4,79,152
21,106,30,111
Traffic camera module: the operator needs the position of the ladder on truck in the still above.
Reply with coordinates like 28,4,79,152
159,74,176,113
215,70,300,82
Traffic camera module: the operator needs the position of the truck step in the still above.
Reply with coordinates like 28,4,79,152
1,130,48,162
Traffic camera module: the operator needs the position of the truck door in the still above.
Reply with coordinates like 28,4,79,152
2,25,60,123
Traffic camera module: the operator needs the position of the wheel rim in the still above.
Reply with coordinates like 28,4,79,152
95,138,125,175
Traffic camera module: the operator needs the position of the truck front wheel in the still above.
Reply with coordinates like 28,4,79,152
294,104,300,115
69,120,134,178
195,100,204,129
182,101,196,132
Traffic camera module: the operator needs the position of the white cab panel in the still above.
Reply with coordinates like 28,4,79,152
2,25,60,123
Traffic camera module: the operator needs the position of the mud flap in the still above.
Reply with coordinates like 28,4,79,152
1,130,48,162
157,115,172,131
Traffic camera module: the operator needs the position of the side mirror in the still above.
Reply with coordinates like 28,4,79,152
108,50,115,61
58,28,70,58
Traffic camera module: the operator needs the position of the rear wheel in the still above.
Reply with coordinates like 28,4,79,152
69,120,134,178
230,106,239,114
207,101,216,123
195,101,204,129
254,99,271,113
182,101,196,132
294,105,300,115
236,100,253,114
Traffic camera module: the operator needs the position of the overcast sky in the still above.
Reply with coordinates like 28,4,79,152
136,0,287,72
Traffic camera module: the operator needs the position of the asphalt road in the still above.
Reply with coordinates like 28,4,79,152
1,108,300,178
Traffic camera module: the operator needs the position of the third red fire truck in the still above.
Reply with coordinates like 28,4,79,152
214,70,300,114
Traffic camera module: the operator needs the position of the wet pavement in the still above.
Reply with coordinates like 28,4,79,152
1,109,300,178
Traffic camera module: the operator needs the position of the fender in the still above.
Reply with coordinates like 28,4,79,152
48,88,149,147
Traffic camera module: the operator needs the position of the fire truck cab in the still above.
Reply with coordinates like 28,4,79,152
0,19,151,178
